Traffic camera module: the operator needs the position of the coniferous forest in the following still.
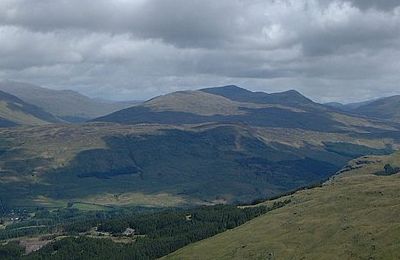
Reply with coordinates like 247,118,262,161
0,202,290,259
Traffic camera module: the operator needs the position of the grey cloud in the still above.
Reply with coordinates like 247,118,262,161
0,0,400,102
0,0,245,48
347,0,400,10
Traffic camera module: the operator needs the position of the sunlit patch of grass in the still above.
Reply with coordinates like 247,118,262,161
82,192,188,208
70,202,112,211
31,196,68,208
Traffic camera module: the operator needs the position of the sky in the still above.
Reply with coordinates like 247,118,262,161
0,0,400,103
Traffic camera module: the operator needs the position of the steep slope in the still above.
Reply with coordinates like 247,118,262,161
0,122,397,209
0,81,140,122
0,90,60,126
94,86,394,133
165,152,400,260
353,95,400,123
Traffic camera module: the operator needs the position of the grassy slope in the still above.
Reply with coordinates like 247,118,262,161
166,152,400,260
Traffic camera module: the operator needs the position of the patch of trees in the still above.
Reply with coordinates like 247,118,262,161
0,200,291,259
28,205,274,259
0,226,52,240
374,164,400,176
0,207,156,241
384,164,400,175
0,241,24,260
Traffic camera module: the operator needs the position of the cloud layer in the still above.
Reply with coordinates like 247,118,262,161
1,0,400,102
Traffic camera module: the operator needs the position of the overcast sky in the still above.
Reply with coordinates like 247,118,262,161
0,0,400,103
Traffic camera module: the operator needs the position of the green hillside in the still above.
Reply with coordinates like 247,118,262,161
166,152,400,260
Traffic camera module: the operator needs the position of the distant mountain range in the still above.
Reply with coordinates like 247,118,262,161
2,81,399,126
0,81,141,122
352,95,400,122
324,99,380,111
325,95,400,123
94,85,396,133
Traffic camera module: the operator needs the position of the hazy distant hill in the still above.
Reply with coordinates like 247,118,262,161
165,152,400,259
325,98,382,112
0,90,60,126
324,102,348,110
94,85,392,133
0,81,140,122
352,95,400,122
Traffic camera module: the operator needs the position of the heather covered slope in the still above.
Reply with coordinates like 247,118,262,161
0,90,60,126
165,152,400,260
0,81,139,122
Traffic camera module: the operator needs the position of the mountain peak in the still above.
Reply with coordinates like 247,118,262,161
201,86,314,107
280,89,302,95
269,89,313,104
200,85,252,96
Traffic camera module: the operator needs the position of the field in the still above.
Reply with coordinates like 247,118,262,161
165,152,400,259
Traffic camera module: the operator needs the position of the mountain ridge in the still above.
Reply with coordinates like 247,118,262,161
353,95,400,122
0,81,140,122
200,85,316,107
93,85,396,134
0,90,61,126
